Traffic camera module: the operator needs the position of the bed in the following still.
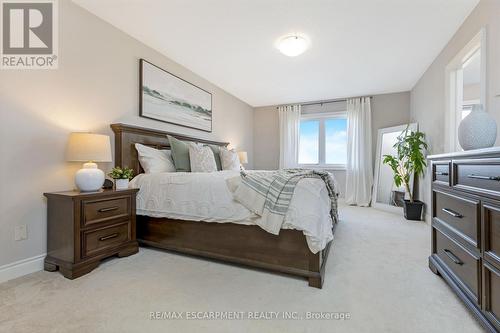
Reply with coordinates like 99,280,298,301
111,123,336,288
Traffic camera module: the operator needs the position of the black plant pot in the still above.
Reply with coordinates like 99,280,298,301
403,200,424,221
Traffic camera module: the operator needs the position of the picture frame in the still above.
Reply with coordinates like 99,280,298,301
139,59,213,132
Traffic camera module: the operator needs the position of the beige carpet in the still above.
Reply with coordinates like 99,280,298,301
0,205,484,333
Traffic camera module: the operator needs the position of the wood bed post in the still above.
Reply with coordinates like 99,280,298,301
308,240,332,289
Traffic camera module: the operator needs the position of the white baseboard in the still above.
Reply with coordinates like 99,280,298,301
0,253,46,284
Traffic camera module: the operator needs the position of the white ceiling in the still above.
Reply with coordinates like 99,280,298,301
73,0,479,107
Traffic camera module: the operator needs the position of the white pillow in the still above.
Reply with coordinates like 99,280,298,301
188,143,217,173
220,147,241,171
135,143,176,173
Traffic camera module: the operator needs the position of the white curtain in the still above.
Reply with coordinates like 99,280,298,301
278,104,301,169
345,97,373,206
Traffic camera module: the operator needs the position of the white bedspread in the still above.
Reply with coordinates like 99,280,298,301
129,170,334,253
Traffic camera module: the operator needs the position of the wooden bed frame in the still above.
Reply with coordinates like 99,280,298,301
111,123,334,288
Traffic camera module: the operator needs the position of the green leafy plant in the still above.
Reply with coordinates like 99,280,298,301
108,166,134,180
382,126,428,203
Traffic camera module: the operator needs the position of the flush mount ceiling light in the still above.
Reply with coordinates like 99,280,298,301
277,35,309,57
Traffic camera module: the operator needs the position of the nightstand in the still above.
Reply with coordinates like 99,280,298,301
43,188,139,279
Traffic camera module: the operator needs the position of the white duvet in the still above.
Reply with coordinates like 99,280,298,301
129,170,334,253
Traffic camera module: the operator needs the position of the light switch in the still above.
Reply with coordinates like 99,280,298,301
14,225,27,241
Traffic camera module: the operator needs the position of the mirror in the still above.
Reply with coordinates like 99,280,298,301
372,123,418,213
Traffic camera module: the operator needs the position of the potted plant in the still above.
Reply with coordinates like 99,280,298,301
108,166,134,190
382,126,428,221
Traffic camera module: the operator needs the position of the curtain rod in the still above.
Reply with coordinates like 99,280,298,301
275,96,372,109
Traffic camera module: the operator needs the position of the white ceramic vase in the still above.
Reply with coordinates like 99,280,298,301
115,179,129,190
458,104,497,151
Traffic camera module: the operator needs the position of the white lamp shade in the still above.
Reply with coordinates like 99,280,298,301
66,133,112,162
238,151,248,164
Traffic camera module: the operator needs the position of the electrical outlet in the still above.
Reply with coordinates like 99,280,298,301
14,225,27,241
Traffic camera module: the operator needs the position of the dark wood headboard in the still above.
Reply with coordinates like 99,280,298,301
111,123,229,175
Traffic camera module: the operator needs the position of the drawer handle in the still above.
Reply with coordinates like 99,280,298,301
441,208,463,218
98,206,119,213
467,174,500,181
435,172,449,176
444,249,463,266
99,233,119,241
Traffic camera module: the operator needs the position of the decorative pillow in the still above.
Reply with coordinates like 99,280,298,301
135,143,176,173
208,145,223,171
220,147,241,171
188,143,217,173
167,135,191,172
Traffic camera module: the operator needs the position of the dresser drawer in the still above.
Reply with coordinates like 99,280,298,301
82,196,131,227
82,222,131,258
433,161,450,185
454,159,500,198
434,190,480,248
483,203,500,266
483,261,500,331
435,229,481,304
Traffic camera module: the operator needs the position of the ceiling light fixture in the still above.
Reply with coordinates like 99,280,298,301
277,35,309,57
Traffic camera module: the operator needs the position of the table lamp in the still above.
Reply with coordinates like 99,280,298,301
238,151,248,165
66,133,112,192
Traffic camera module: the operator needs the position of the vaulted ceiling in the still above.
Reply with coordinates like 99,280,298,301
74,0,479,107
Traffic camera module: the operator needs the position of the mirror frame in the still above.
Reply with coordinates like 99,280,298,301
372,123,418,214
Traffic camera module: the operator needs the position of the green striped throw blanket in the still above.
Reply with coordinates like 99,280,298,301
233,169,338,235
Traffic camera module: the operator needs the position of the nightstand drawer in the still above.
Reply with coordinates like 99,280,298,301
82,197,130,226
82,222,131,258
435,229,480,305
434,190,480,248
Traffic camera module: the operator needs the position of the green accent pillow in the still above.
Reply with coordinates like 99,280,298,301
167,135,191,172
209,145,223,171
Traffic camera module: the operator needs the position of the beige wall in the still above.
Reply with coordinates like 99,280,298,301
410,0,500,214
253,92,411,197
371,92,412,166
0,1,254,267
253,106,280,170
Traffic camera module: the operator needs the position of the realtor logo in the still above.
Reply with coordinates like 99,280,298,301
1,0,58,69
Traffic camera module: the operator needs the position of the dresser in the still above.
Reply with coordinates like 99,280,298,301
428,148,500,332
44,188,139,279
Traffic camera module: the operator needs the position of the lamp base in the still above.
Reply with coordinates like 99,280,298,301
75,162,105,192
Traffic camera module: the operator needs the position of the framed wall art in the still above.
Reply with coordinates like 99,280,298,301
140,59,212,132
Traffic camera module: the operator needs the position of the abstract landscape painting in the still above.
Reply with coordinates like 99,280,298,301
140,59,212,132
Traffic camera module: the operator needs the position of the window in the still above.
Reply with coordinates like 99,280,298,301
446,28,485,152
299,120,320,164
298,112,347,168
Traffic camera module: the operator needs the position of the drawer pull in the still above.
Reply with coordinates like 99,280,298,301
435,172,449,176
444,249,463,265
441,208,463,218
99,233,119,241
98,206,119,213
467,174,500,181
